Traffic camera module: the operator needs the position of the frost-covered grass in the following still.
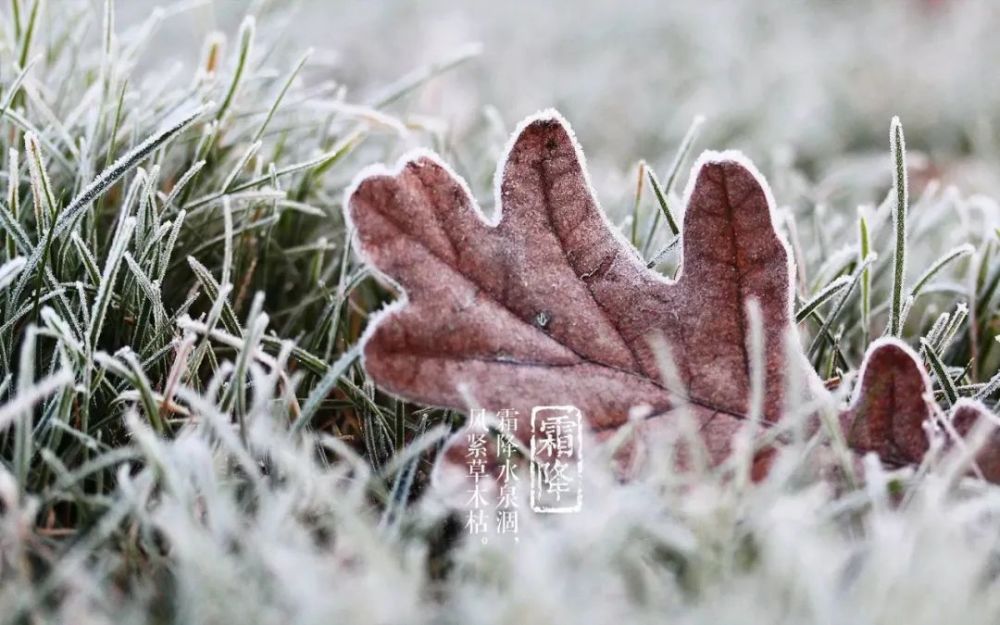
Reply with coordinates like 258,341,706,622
0,1,1000,623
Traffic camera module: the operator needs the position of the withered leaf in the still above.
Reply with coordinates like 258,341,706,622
841,339,933,465
346,110,804,465
950,399,1000,482
346,110,1000,486
843,339,1000,482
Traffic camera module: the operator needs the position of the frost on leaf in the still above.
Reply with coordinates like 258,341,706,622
345,110,1000,487
843,339,1000,483
346,110,808,472
841,339,933,465
951,399,1000,482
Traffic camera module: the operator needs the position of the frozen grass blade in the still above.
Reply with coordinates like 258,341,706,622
937,303,968,353
184,279,234,377
24,132,57,231
808,253,876,356
888,116,908,336
974,364,1000,401
220,141,261,194
215,16,255,124
795,274,851,323
157,210,186,282
910,243,974,298
292,344,360,434
746,299,764,423
162,161,205,211
0,56,39,123
95,349,165,434
182,130,364,213
123,252,166,331
250,49,312,144
924,312,951,354
87,217,136,349
4,148,21,261
0,257,26,292
69,233,101,284
220,197,234,288
14,326,37,492
61,105,204,239
645,234,681,269
629,160,646,247
10,105,205,305
371,42,482,108
859,214,872,345
16,0,40,70
219,293,267,423
922,338,958,406
0,369,74,433
641,114,702,256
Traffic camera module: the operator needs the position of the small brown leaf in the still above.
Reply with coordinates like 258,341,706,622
948,399,1000,482
842,339,1000,483
841,339,933,466
346,110,809,470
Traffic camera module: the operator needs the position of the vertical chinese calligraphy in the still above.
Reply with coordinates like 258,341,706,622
463,409,491,541
530,406,583,513
494,409,520,538
462,408,522,541
461,405,581,538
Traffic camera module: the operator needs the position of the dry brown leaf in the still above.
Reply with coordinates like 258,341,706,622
844,339,1000,482
345,110,998,486
841,339,933,465
346,111,811,466
950,398,1000,481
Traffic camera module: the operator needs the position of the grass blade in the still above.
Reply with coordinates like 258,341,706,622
796,275,851,323
87,217,136,349
808,253,876,357
859,214,871,345
910,243,974,298
10,105,205,304
0,257,26,293
888,116,908,336
921,338,958,406
642,114,703,256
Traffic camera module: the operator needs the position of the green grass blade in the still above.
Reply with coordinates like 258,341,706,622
888,116,908,336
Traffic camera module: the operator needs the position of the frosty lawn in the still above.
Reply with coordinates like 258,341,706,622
1,1,1000,624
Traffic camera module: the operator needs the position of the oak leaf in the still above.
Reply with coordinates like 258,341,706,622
346,110,809,469
345,110,1000,486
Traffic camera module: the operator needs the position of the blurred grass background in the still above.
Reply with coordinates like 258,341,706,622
123,0,1000,197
